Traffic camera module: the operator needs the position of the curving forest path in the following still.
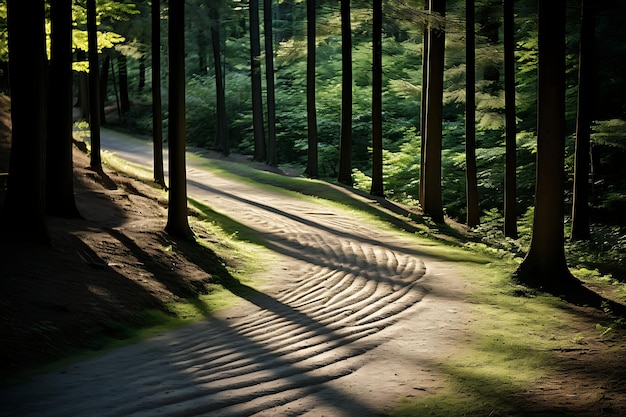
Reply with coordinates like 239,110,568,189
0,130,470,416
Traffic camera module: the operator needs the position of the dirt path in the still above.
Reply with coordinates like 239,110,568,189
0,131,471,416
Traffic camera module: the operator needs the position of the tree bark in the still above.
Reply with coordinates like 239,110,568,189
250,0,266,162
211,6,230,156
465,0,479,227
305,0,318,179
503,0,517,238
571,0,596,241
370,0,384,197
118,54,130,115
2,0,50,244
87,0,102,172
419,1,429,206
264,0,278,167
165,0,193,239
338,0,353,186
152,0,166,188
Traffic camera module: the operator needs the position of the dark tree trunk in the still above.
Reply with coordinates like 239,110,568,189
2,0,50,244
370,0,384,197
77,50,90,121
465,0,479,227
87,0,102,171
419,1,429,206
100,52,111,125
338,0,353,186
138,56,146,91
264,0,278,167
165,0,193,239
250,0,266,162
152,0,165,188
118,54,130,115
516,0,571,285
571,0,596,241
422,0,446,224
211,8,230,156
46,0,80,218
305,0,318,179
503,0,517,238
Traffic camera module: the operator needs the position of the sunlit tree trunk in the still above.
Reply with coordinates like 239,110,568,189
250,0,266,162
152,0,166,188
87,0,102,172
422,0,445,224
465,0,479,227
338,0,353,186
370,0,384,197
516,0,572,286
165,0,193,239
503,0,517,238
264,0,278,167
305,0,318,179
2,0,49,244
571,0,596,241
46,0,80,218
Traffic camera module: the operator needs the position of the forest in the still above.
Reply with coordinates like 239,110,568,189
2,0,626,415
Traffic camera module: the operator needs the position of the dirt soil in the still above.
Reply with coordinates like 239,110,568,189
1,98,626,416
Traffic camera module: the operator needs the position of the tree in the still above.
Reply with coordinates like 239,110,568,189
503,0,517,238
152,0,166,188
87,0,103,172
118,54,130,115
165,0,193,239
570,0,596,241
370,0,384,197
465,0,479,227
2,0,49,244
421,0,446,223
250,0,266,162
264,0,278,167
337,0,353,186
419,1,429,206
210,5,230,156
46,0,80,218
515,0,571,286
305,0,318,179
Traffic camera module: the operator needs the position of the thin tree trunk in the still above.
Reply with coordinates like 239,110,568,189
571,0,596,241
46,0,80,218
211,7,230,155
87,0,102,172
250,0,266,162
118,54,130,115
165,0,193,239
465,0,479,227
305,0,318,179
419,1,429,206
503,0,517,238
370,0,384,197
264,0,278,167
100,52,110,125
338,0,353,186
152,0,165,188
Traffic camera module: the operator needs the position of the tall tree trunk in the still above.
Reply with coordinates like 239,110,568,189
2,0,49,244
138,56,146,90
516,0,571,286
76,50,90,121
250,0,266,162
87,0,102,172
370,0,384,197
211,7,230,156
152,0,165,188
305,0,318,179
264,0,278,167
46,0,80,218
571,0,596,241
100,52,111,125
338,0,353,186
503,0,517,238
118,54,130,115
422,0,446,224
419,1,429,206
165,0,192,239
465,0,479,227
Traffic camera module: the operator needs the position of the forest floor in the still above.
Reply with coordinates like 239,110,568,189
1,97,626,415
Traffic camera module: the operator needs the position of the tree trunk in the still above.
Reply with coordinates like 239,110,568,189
100,52,111,125
138,56,146,91
76,50,90,121
503,0,517,238
165,0,193,239
87,0,102,172
422,0,446,224
152,0,166,188
338,0,353,186
118,54,130,115
2,0,50,244
465,0,479,227
305,0,318,179
250,0,266,162
46,0,80,218
211,7,230,156
264,0,278,167
370,0,384,197
516,0,571,286
571,0,596,241
419,1,429,206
